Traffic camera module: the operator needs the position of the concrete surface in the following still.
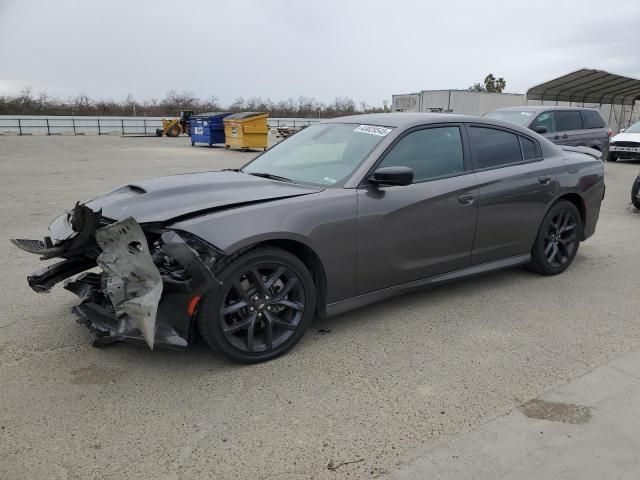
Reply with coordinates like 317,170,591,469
1,135,640,480
390,346,640,480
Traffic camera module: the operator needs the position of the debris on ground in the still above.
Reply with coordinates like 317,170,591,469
327,458,364,471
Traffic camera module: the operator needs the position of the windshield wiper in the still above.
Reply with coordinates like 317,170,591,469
245,172,294,183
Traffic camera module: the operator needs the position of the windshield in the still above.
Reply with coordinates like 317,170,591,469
243,123,392,186
484,110,535,126
625,121,640,134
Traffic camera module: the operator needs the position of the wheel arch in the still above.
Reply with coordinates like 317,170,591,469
224,238,328,317
554,193,587,240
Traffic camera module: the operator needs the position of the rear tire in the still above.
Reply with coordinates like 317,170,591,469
632,176,640,210
529,201,581,275
197,247,316,363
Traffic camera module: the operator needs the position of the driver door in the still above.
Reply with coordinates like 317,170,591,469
356,125,479,294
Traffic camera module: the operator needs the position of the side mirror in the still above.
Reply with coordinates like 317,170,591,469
620,128,626,133
533,125,548,134
371,166,414,186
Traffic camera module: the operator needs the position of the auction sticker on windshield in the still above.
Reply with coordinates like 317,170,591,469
354,125,393,136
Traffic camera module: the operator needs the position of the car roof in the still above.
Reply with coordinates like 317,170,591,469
321,112,546,138
323,112,497,129
491,105,601,113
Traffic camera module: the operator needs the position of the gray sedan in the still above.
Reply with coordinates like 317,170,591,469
12,113,605,363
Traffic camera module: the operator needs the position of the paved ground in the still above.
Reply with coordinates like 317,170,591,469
390,346,640,480
1,135,639,480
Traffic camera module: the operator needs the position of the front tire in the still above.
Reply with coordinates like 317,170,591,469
529,201,581,275
607,152,617,162
197,247,316,363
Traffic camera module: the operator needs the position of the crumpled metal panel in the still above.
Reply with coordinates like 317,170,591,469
95,217,162,349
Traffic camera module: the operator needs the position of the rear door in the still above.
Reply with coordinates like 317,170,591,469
466,125,558,265
554,110,584,146
579,109,609,151
356,124,479,293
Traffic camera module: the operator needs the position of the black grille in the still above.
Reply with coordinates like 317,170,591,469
11,238,47,253
611,141,640,148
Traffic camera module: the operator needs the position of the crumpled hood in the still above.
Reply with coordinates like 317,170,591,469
84,170,323,223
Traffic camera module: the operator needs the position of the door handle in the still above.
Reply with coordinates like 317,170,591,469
561,134,569,139
458,193,475,205
538,175,552,185
553,135,560,140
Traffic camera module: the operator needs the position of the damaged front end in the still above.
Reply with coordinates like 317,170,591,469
11,204,223,350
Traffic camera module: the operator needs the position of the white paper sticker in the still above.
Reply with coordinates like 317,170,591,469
354,125,392,136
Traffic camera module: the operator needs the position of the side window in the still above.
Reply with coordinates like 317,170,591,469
468,126,522,169
531,112,555,133
555,111,583,131
379,126,464,182
519,136,542,161
580,110,605,129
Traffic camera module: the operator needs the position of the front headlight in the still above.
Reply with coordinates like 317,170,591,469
169,229,223,270
147,228,224,281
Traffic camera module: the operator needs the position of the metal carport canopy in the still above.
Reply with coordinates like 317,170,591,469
527,69,640,105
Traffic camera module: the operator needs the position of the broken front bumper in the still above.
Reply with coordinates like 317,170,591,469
12,206,222,350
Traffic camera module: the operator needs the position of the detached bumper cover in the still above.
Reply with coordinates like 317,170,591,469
12,209,222,350
94,218,163,349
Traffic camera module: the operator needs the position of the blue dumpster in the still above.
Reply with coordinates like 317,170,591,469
189,112,231,146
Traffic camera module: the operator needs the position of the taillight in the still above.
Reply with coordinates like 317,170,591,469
608,129,612,137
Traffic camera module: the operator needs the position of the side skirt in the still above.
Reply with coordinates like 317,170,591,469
325,254,531,317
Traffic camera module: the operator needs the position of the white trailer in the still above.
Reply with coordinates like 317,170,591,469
391,90,525,116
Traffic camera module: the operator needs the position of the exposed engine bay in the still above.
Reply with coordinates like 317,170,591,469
12,203,223,349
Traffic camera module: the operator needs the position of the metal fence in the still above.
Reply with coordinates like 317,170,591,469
0,117,163,136
0,116,321,136
268,118,320,129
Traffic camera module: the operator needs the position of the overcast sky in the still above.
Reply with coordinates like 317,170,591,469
1,0,639,107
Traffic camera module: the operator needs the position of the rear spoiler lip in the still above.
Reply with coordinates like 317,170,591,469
560,145,603,160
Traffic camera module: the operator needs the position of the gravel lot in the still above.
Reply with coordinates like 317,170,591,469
1,135,640,480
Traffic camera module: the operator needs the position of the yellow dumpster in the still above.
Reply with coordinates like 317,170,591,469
223,112,269,151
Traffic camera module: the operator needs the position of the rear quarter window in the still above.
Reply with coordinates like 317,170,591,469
580,110,606,129
519,136,542,160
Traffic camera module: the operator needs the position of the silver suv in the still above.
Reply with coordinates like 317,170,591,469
485,106,610,158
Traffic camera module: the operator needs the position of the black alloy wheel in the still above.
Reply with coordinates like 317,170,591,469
198,247,316,363
529,200,582,275
219,264,305,353
543,210,579,268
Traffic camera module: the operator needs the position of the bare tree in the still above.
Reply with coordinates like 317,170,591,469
0,89,369,118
